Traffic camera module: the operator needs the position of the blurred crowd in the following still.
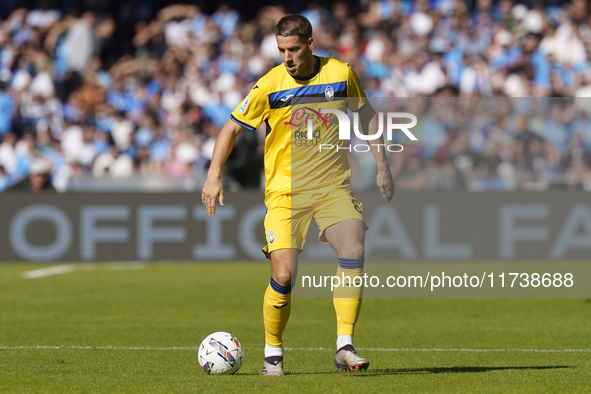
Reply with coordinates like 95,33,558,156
0,0,591,192
353,96,591,192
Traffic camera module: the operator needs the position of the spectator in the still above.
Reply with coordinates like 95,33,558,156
0,132,17,176
93,139,133,178
5,158,56,193
0,80,15,135
66,11,95,72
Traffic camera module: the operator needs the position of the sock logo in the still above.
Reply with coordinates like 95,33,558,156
273,303,289,309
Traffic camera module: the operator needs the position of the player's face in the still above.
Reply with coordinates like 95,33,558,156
276,35,314,77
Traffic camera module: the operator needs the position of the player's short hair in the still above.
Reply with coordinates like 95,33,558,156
274,14,313,42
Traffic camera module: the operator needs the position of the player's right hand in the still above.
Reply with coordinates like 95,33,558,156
202,177,224,216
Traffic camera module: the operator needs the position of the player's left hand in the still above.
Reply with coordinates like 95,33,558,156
376,166,395,202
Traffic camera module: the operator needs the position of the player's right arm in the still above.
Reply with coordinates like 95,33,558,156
202,119,243,216
202,80,270,216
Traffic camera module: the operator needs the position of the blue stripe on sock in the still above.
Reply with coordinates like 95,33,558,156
270,278,292,294
338,257,365,270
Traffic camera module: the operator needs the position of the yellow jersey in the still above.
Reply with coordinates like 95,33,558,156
230,56,367,199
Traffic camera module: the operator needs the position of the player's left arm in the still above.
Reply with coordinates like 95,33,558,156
357,102,395,202
346,65,394,201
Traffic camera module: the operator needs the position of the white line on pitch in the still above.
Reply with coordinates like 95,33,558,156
22,262,146,279
0,345,200,350
21,264,78,279
1,345,590,353
286,347,591,353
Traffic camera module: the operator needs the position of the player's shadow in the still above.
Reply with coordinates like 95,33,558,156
238,365,571,376
339,365,572,377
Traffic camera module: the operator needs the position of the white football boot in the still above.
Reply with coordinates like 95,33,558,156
262,356,285,376
334,345,370,371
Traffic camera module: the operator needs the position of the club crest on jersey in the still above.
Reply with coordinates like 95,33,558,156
325,85,334,101
269,230,275,244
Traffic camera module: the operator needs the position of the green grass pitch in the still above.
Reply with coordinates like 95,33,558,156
1,262,590,393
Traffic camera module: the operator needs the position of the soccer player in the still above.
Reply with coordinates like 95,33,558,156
202,14,394,375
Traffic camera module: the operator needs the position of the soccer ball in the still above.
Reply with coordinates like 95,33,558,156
198,332,244,375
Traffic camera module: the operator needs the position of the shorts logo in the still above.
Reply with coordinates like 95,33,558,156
269,229,275,244
239,97,250,113
325,85,334,101
351,199,362,214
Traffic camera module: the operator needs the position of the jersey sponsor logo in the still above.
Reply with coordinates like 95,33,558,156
284,107,333,129
285,107,334,148
268,229,275,244
239,97,250,113
325,85,334,101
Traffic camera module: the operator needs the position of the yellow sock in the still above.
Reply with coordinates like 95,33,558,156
263,278,291,347
333,258,364,337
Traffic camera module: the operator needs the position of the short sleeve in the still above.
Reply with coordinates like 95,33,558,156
346,66,367,112
230,82,269,130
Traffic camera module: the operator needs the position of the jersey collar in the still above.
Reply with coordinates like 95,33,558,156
291,56,320,81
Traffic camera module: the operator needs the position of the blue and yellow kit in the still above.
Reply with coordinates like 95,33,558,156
230,56,368,257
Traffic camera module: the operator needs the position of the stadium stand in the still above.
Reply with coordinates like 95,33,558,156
0,0,590,192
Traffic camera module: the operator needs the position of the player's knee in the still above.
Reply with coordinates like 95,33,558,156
270,249,297,287
340,242,364,259
272,270,292,287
